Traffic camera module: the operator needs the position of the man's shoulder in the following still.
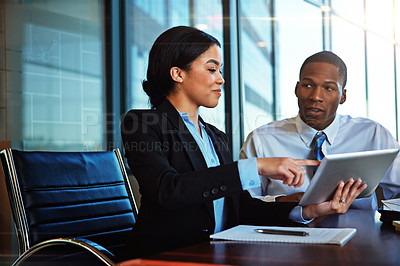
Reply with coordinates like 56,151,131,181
337,115,398,146
338,114,383,128
337,115,395,137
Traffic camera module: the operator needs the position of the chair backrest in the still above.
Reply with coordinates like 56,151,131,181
0,148,138,256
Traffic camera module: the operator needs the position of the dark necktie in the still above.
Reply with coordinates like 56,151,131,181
313,131,326,174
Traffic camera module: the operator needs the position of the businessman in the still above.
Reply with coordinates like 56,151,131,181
240,51,400,209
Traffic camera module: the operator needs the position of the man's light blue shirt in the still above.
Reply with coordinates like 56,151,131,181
240,114,400,210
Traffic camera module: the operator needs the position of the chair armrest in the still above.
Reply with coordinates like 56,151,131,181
13,238,116,266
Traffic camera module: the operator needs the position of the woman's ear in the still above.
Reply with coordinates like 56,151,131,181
170,67,184,83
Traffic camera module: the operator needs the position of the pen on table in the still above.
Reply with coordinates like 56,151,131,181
254,228,309,236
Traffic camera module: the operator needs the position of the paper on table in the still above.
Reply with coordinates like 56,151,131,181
210,225,356,246
382,198,400,212
393,221,400,231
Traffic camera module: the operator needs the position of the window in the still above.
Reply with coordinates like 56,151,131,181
331,0,364,25
240,0,274,137
396,0,400,42
331,14,366,117
364,0,397,136
1,0,103,151
124,0,224,130
274,0,322,121
121,0,400,152
2,0,400,153
320,0,399,138
367,34,396,135
366,0,394,39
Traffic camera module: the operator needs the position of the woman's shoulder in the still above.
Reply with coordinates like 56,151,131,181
124,108,159,115
123,109,161,122
121,109,163,135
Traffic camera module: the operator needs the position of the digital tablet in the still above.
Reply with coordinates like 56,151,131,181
299,149,399,206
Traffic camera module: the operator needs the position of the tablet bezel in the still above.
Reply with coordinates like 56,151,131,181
299,149,399,206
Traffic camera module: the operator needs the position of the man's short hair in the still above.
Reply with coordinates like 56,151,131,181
300,51,347,88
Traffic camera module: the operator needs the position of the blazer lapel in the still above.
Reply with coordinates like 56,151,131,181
202,119,233,165
157,100,215,222
157,100,207,171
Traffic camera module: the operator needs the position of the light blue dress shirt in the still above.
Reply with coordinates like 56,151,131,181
241,114,400,210
177,111,259,233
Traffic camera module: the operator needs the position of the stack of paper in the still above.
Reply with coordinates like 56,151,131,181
210,225,356,246
393,221,400,231
379,198,400,223
382,198,400,211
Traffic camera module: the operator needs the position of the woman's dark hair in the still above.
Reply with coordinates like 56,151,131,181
143,26,221,108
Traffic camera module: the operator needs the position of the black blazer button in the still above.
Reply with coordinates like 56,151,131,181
202,191,210,198
211,188,219,195
220,185,227,191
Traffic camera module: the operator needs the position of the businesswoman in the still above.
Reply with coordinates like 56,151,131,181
120,26,366,260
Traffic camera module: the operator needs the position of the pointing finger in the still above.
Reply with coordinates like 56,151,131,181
294,159,321,166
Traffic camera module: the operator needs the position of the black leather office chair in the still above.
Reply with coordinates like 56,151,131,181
0,148,138,265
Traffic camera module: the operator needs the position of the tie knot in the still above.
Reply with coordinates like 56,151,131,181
313,132,326,164
314,132,326,148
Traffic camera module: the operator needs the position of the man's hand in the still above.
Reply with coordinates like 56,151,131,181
302,178,367,220
257,158,320,188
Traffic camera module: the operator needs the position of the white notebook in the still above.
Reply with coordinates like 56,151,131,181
210,225,356,246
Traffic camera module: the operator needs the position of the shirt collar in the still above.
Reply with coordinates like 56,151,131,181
295,114,339,147
177,110,205,129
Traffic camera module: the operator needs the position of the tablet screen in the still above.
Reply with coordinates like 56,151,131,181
299,149,399,206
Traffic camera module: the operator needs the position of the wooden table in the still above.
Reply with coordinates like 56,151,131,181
120,209,400,265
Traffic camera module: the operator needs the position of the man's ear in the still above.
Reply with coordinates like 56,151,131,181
340,88,347,104
295,82,300,97
170,67,184,83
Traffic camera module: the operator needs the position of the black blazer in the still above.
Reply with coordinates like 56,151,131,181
120,99,297,260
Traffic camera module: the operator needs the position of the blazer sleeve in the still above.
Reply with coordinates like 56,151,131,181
121,110,244,210
239,191,299,226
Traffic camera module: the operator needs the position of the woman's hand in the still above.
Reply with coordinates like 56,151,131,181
257,158,320,188
302,178,367,220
